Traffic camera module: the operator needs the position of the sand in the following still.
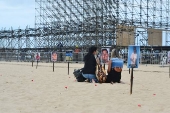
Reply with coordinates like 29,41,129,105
0,61,170,113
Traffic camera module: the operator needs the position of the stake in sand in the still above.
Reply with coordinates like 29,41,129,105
51,51,57,72
35,52,40,69
127,45,140,95
130,68,134,94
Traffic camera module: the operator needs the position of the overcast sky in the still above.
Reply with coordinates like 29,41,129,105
0,0,168,45
0,0,35,29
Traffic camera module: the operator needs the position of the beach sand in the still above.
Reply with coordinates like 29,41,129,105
0,61,170,113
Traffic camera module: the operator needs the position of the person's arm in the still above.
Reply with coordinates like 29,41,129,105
107,60,112,73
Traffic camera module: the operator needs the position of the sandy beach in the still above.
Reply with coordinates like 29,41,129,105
0,61,170,113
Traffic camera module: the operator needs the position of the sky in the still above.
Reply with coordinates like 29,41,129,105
0,0,35,29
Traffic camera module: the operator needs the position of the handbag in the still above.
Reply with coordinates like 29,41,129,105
111,58,123,72
73,68,86,82
96,57,107,83
114,67,122,72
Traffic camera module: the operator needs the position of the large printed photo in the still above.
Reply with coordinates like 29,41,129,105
101,48,110,64
168,51,170,63
51,51,57,62
127,46,140,68
34,52,40,61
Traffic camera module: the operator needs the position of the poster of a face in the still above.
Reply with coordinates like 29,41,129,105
127,45,140,68
51,51,57,61
101,48,110,64
34,52,40,61
168,51,170,63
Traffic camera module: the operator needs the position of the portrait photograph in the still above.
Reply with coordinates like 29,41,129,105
101,48,110,64
51,51,57,62
127,45,140,68
34,52,40,61
168,51,170,63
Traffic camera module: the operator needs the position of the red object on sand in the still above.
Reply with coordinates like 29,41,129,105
138,104,141,107
32,80,33,81
153,94,156,95
65,86,67,89
95,84,97,86
69,77,70,78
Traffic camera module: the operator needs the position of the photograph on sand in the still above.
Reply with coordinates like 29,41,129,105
51,51,57,62
101,48,110,64
34,52,40,61
127,45,140,68
168,51,170,63
65,50,73,61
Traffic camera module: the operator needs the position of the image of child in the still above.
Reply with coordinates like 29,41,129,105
51,51,57,61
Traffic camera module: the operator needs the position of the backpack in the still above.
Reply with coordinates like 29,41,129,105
73,68,86,82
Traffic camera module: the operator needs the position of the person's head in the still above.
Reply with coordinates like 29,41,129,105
133,47,136,53
101,49,109,61
84,46,97,62
88,46,97,55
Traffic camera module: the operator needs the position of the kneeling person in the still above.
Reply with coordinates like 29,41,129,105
106,49,123,83
82,46,98,83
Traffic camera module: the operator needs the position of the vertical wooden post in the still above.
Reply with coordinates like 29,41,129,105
53,61,54,72
68,62,69,75
169,64,170,78
130,68,134,95
36,60,38,69
32,60,33,67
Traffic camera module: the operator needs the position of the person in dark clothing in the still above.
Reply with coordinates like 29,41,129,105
106,49,123,84
106,67,121,83
82,46,98,83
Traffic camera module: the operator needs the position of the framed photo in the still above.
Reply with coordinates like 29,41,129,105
65,50,73,61
127,45,140,68
168,51,170,64
101,48,110,64
51,51,57,62
34,52,40,61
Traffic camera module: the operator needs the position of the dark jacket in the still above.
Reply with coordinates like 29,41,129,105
83,54,97,74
